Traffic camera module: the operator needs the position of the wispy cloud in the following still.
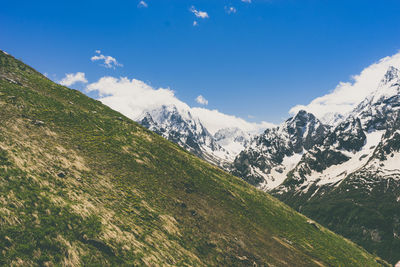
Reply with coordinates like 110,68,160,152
193,21,198,27
289,51,400,123
190,6,209,19
59,72,88,86
241,0,251,3
91,50,122,69
195,95,208,105
138,1,148,8
225,6,237,14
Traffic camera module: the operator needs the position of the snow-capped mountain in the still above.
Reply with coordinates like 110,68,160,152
275,66,400,192
229,66,400,193
350,65,400,131
137,104,258,167
230,110,329,189
138,105,224,166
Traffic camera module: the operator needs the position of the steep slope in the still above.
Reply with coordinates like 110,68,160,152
231,110,329,189
272,66,400,264
0,51,387,266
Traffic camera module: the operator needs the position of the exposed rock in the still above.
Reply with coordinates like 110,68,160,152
32,120,45,126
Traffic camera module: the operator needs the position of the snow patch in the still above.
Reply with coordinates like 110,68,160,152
304,130,384,187
259,152,304,190
380,152,400,172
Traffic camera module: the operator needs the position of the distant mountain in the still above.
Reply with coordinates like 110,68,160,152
231,110,329,189
137,105,255,167
273,66,400,191
139,105,223,164
0,50,386,266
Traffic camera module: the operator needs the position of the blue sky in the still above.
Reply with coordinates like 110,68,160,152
1,0,400,123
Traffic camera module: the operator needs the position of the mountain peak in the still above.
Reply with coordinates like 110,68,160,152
296,109,309,115
291,109,316,123
284,110,319,133
351,65,400,123
380,66,400,85
139,111,157,129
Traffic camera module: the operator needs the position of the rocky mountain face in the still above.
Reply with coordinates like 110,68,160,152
230,110,329,189
138,106,225,166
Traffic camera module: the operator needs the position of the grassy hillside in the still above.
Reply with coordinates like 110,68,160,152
0,50,388,266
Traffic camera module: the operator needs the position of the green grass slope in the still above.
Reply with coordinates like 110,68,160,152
0,50,388,266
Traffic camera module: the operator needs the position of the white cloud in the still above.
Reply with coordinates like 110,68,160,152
138,1,148,8
91,52,122,69
225,6,237,14
289,51,400,123
193,21,198,27
86,76,188,120
241,0,251,3
86,76,273,135
190,6,209,19
59,72,88,86
195,95,208,105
